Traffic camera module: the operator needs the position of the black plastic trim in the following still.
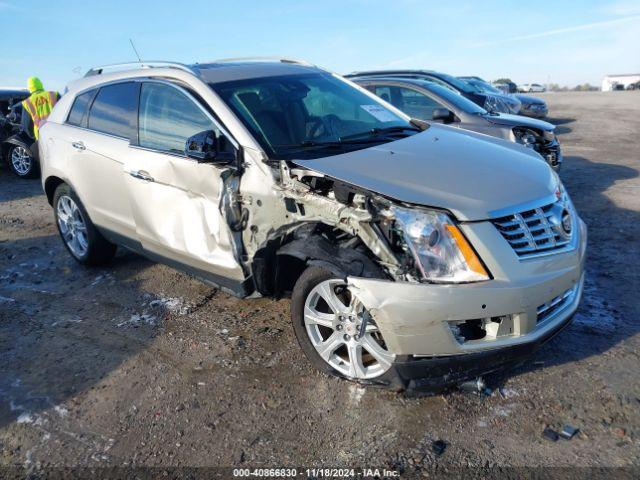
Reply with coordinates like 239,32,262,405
398,311,575,393
98,227,252,298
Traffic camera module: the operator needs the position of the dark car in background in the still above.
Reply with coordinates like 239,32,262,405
493,80,518,94
0,88,38,178
354,76,562,170
460,77,549,119
346,70,521,115
0,88,28,116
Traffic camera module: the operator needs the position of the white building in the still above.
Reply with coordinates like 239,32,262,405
601,73,640,91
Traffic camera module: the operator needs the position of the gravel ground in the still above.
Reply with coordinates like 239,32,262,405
0,91,639,476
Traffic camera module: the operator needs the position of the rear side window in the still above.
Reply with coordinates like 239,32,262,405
88,82,138,139
138,82,214,154
67,89,97,127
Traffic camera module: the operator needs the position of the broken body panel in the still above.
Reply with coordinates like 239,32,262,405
40,61,587,391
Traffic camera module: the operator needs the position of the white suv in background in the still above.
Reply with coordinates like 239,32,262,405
38,59,586,392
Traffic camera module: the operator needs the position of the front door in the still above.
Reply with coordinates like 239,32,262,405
123,81,246,289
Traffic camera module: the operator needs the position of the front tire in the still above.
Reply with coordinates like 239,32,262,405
53,183,117,266
291,266,396,383
8,145,38,178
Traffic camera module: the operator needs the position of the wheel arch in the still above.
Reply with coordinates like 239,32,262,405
251,223,387,298
44,176,66,205
2,134,34,163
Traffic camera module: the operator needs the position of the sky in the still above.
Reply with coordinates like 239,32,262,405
1,0,639,91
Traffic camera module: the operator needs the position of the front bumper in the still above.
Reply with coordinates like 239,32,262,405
520,105,548,118
348,217,586,386
396,309,575,392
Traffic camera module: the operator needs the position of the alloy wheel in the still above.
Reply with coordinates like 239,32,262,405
57,195,89,258
304,279,395,379
11,146,32,176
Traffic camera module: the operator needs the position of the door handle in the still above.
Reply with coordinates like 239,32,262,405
71,141,85,151
128,170,154,182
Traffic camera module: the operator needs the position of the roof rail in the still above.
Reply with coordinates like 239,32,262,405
84,61,198,77
207,56,314,67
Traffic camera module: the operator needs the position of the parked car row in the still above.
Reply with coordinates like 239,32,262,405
459,77,549,119
350,76,561,169
34,58,585,392
346,69,523,115
1,69,556,182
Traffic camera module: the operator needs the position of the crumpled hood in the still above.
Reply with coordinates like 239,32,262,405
483,113,555,131
293,124,557,221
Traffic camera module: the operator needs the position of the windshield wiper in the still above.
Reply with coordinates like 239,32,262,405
271,137,389,151
270,127,422,154
339,125,421,141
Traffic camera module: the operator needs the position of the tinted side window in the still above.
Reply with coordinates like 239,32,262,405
88,82,138,139
394,86,444,120
67,89,97,127
138,83,215,154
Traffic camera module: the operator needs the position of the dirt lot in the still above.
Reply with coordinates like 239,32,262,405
1,91,639,476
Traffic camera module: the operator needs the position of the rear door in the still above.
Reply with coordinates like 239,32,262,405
62,82,139,240
123,80,246,289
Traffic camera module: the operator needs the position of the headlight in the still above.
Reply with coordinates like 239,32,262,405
513,127,541,148
392,207,490,283
483,95,500,113
484,95,514,114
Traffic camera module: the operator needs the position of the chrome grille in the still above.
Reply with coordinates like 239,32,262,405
492,201,573,257
537,284,578,324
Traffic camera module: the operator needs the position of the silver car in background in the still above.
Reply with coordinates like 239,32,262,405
346,69,522,115
353,76,562,169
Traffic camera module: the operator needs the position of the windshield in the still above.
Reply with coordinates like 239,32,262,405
425,83,487,115
434,73,480,94
460,78,502,95
211,73,416,160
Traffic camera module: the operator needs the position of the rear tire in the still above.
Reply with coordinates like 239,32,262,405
8,145,38,179
291,266,400,387
53,183,117,266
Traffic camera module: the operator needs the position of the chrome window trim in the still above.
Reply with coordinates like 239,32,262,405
62,76,240,157
61,123,130,142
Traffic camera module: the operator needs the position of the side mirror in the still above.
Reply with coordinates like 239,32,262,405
410,118,430,131
185,130,236,164
432,108,455,123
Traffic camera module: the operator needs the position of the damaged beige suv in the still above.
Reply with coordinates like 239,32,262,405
39,59,586,392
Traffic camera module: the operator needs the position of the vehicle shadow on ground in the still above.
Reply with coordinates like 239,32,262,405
0,171,42,203
0,233,159,429
491,154,639,385
548,117,576,135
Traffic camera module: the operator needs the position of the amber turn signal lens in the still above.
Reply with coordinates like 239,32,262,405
445,225,489,278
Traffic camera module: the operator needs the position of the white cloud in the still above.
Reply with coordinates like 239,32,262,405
471,14,640,48
600,0,640,16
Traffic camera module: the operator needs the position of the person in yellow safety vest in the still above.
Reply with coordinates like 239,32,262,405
21,77,59,140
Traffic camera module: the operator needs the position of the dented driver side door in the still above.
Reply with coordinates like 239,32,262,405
123,81,246,286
